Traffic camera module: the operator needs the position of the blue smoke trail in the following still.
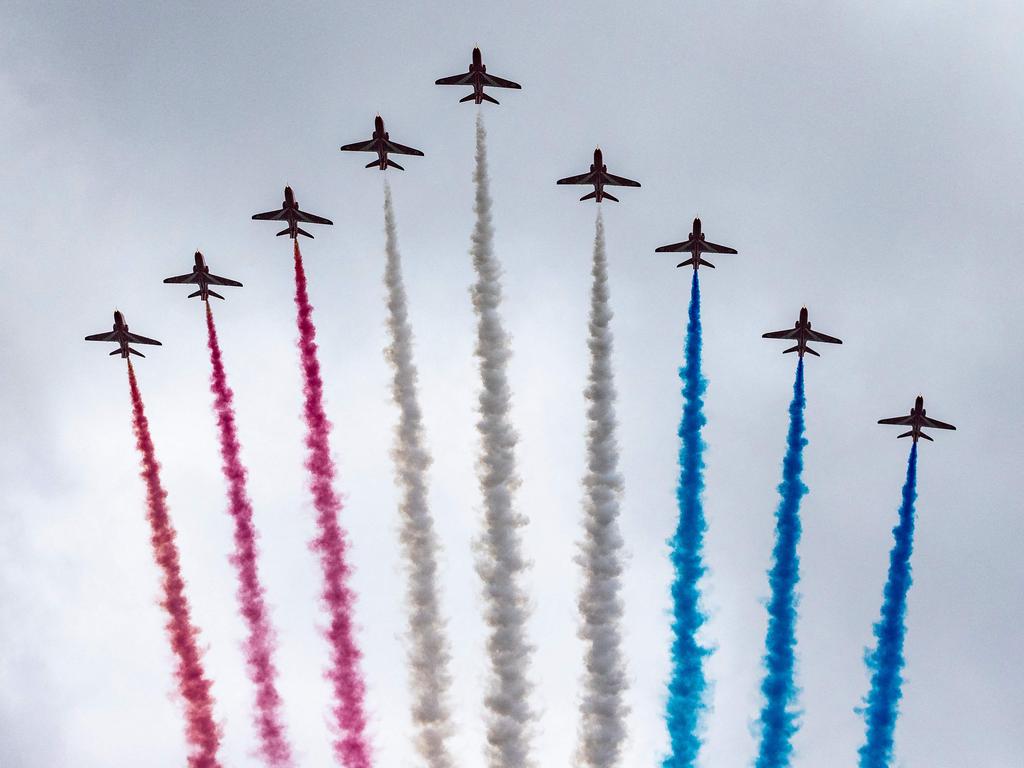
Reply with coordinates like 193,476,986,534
858,443,919,768
663,271,711,768
754,359,808,768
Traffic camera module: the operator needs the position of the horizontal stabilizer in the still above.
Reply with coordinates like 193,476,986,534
129,347,145,358
365,160,379,169
580,191,598,201
109,348,122,356
208,290,225,300
805,346,820,357
188,289,203,299
296,227,313,239
603,192,620,202
783,345,799,355
459,93,476,103
386,158,405,171
275,227,290,237
480,92,499,105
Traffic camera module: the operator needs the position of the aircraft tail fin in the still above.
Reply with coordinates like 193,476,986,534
459,93,477,103
480,92,499,105
208,290,225,300
188,289,203,299
580,191,598,201
296,227,314,239
275,227,291,237
128,347,145,358
603,192,620,202
386,158,405,171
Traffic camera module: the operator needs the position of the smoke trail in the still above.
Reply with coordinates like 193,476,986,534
663,270,711,768
857,444,919,768
754,359,808,768
205,303,294,767
292,240,371,768
382,181,456,768
576,208,629,768
126,361,223,768
469,112,536,768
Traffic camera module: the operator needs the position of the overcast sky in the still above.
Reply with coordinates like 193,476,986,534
1,2,1022,766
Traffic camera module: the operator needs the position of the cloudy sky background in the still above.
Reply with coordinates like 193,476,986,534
1,1,1022,766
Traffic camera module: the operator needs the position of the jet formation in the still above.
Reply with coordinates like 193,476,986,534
762,307,843,358
655,217,738,270
251,186,333,239
435,47,521,105
163,251,243,301
879,396,956,443
340,115,424,171
556,148,641,203
85,45,956,443
85,311,161,358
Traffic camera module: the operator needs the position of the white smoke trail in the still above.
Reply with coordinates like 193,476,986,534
382,181,456,768
575,209,629,768
469,112,536,768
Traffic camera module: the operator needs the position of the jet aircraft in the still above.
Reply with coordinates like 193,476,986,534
435,47,521,105
252,186,333,239
85,311,161,359
762,307,843,357
556,148,641,203
339,115,424,171
878,396,956,443
163,251,243,301
655,217,737,270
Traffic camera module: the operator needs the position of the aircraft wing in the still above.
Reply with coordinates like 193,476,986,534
603,172,641,188
296,210,333,226
84,331,119,342
655,239,696,253
384,140,424,157
435,72,474,86
700,240,738,254
252,208,287,221
921,415,956,430
878,415,915,426
806,329,843,345
762,328,799,340
482,73,521,89
339,139,377,152
125,332,161,346
557,171,596,186
163,272,199,285
207,273,243,287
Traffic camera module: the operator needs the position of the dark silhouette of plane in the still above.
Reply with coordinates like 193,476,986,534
252,186,333,239
435,47,521,105
163,251,243,301
655,218,738,270
556,148,641,203
762,307,843,358
339,115,424,171
879,396,956,443
85,311,161,358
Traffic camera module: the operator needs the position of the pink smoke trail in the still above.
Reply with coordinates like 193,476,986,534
292,239,372,768
126,360,223,768
205,302,294,767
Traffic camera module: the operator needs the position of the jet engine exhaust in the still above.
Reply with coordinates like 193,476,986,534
292,240,371,768
754,359,808,768
469,112,537,768
205,303,294,767
382,181,456,768
126,360,223,768
662,271,711,768
576,208,629,768
858,444,919,768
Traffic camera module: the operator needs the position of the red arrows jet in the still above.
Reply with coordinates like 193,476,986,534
435,47,521,105
556,148,641,203
252,186,333,239
163,251,242,301
340,115,424,171
655,217,738,270
879,396,956,443
85,311,161,358
762,307,843,358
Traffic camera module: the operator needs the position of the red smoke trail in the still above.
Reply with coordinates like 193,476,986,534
126,361,223,768
205,303,294,767
292,239,372,768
